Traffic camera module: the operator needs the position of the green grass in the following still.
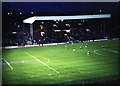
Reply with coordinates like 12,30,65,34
2,40,119,84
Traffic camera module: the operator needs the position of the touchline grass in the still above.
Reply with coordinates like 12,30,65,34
2,40,119,84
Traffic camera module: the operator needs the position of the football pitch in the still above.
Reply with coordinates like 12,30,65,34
2,40,119,84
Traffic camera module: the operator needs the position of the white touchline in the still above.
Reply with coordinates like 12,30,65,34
24,52,60,74
2,58,13,70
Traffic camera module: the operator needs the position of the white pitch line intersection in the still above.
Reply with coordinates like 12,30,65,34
24,52,60,74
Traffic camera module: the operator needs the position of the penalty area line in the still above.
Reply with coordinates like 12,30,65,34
94,48,118,56
24,52,60,74
2,58,13,70
104,49,118,54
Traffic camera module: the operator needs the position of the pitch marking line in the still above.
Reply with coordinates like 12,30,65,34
2,58,13,70
94,49,118,56
43,58,50,63
94,50,109,56
24,52,60,74
104,49,118,54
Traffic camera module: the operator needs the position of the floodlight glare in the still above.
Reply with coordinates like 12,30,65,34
31,12,33,14
20,12,22,14
8,13,10,15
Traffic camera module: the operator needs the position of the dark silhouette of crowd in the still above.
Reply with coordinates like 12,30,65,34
2,19,119,47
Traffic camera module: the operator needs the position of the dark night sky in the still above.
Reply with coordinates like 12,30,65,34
2,2,119,33
2,2,120,40
2,2,119,14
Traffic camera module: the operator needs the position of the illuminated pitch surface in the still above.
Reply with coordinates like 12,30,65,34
2,40,119,84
